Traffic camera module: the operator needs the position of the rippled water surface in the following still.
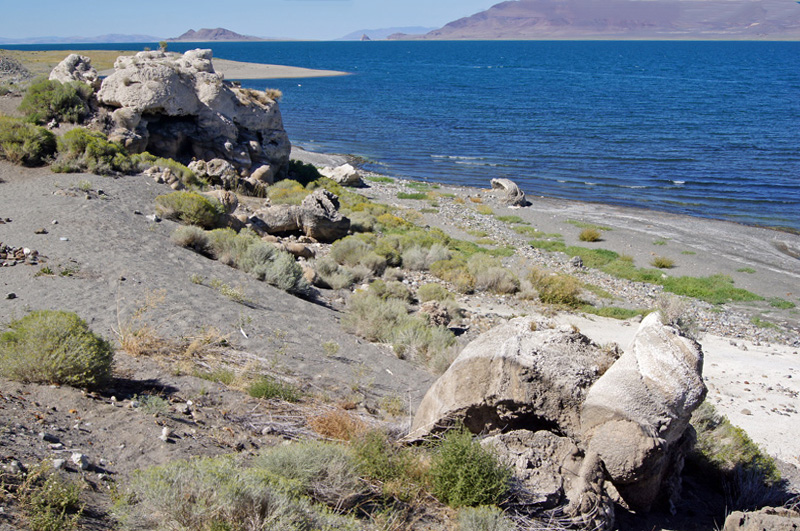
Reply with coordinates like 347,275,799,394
14,41,800,230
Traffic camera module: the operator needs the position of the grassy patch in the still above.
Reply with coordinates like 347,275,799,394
580,305,649,320
750,316,779,329
366,175,393,183
248,375,301,401
682,250,697,255
475,205,494,216
566,219,611,231
653,239,668,246
530,239,567,252
513,225,542,237
661,274,762,305
737,267,756,274
768,297,796,309
397,191,427,200
494,215,528,224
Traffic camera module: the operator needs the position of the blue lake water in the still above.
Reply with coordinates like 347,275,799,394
7,41,800,230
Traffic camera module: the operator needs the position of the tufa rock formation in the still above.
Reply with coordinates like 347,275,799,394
91,49,289,179
49,54,100,90
408,312,706,528
491,178,527,207
250,189,350,243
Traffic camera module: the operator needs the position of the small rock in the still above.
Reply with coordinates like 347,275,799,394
59,237,69,241
6,461,24,474
51,220,58,225
71,453,90,470
133,210,143,215
159,426,173,442
53,459,67,470
741,409,752,416
6,293,16,300
34,228,48,234
39,432,60,443
146,214,161,222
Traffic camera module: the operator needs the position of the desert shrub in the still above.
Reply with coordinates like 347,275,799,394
475,267,519,295
52,128,133,175
0,115,57,166
330,236,372,267
457,505,516,531
287,160,321,186
430,428,511,508
155,191,224,229
314,256,356,290
14,463,83,531
207,227,255,264
238,240,278,273
248,375,301,402
131,152,199,187
651,255,675,269
578,228,602,242
368,279,414,303
402,243,451,270
170,225,210,253
527,268,583,307
431,258,476,294
690,401,783,510
260,251,311,295
119,455,358,531
19,77,90,125
348,210,377,232
0,310,113,388
418,283,455,302
342,292,409,343
392,318,456,363
267,179,310,205
352,430,424,501
254,440,367,510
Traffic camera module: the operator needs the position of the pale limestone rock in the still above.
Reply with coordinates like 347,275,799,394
407,316,607,441
723,507,800,531
96,49,290,177
319,163,363,186
49,54,100,89
491,178,527,207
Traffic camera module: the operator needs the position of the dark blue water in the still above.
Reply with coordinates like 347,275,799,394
8,41,800,230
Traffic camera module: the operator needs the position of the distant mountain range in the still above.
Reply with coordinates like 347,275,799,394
168,28,264,42
336,27,437,41
0,34,160,44
390,0,800,40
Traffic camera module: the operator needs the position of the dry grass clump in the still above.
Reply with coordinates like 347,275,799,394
401,243,450,271
578,228,602,242
468,254,519,295
313,256,356,290
308,408,368,441
526,267,584,307
651,255,675,268
170,225,210,253
417,283,455,303
0,310,113,388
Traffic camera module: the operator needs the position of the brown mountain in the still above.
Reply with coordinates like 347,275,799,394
391,0,800,40
168,28,263,42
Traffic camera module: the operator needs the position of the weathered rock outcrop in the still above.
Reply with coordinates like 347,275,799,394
318,163,363,187
95,49,290,179
409,312,706,527
580,312,706,512
407,316,612,441
49,54,101,90
250,189,350,242
723,506,800,531
491,178,527,207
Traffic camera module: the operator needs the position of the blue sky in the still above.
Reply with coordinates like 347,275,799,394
0,0,498,40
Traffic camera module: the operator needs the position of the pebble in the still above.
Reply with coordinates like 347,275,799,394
159,426,173,442
71,452,90,470
5,293,16,300
53,459,66,470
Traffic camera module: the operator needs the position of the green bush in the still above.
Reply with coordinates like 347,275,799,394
207,227,256,264
0,115,57,166
0,310,113,388
155,191,224,229
248,376,301,402
527,268,583,307
19,77,91,125
119,455,359,531
15,463,83,531
52,128,133,175
430,258,476,294
254,440,366,510
288,160,321,186
457,505,516,531
368,279,414,303
430,428,511,507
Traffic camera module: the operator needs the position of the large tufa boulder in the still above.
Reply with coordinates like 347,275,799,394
251,189,350,243
580,311,706,513
318,163,363,187
50,54,100,90
407,316,611,441
723,506,800,531
96,49,290,178
491,178,527,207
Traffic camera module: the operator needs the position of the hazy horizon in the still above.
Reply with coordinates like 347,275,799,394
0,0,497,42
